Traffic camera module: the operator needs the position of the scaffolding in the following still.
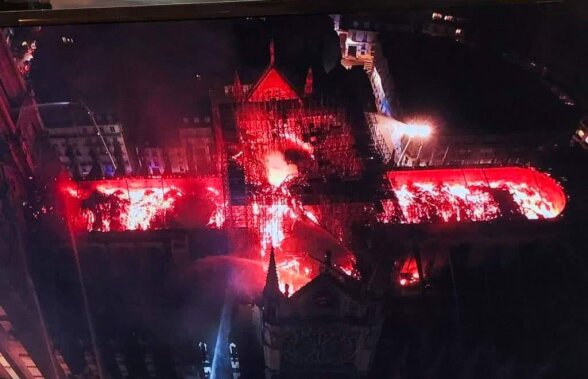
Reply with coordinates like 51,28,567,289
235,98,363,183
232,93,366,249
365,112,393,164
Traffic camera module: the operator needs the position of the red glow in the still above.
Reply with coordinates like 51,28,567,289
233,65,365,293
87,184,182,231
252,186,318,293
57,63,567,300
206,186,226,229
61,177,224,232
398,257,420,287
265,152,299,187
383,167,566,224
248,67,299,102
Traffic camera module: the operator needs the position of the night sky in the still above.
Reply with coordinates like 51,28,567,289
383,32,580,134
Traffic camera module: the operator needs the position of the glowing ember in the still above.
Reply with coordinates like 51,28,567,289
253,152,352,293
398,257,420,287
65,184,183,232
392,182,501,223
206,186,226,228
282,132,315,158
384,167,566,224
61,178,224,232
232,71,365,294
96,185,181,231
252,186,316,293
276,257,313,294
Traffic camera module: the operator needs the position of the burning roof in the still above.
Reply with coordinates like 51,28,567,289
384,166,566,224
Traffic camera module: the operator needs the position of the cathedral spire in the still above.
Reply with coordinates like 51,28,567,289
263,246,281,298
304,67,313,96
269,39,275,66
320,250,332,274
233,70,243,99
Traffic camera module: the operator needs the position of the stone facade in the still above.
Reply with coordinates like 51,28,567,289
259,250,383,379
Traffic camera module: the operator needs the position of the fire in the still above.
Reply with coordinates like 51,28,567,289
282,132,314,158
232,76,367,294
276,258,311,294
384,167,566,224
59,166,565,296
392,182,501,223
398,257,420,287
61,177,224,232
265,151,298,187
206,186,226,229
253,153,342,294
252,185,316,293
109,185,179,230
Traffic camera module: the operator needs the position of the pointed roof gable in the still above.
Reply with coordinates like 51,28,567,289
289,271,363,304
247,66,300,102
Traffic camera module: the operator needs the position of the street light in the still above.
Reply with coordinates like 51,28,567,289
396,123,432,166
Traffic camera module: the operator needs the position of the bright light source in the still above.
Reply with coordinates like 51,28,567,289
397,123,432,138
265,151,298,187
399,278,407,286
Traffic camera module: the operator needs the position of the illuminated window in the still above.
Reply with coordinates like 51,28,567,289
444,15,454,21
432,12,443,20
577,129,585,138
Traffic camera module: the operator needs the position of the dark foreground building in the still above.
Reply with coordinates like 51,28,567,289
256,249,383,379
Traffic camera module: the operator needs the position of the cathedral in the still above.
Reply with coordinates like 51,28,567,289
255,248,383,379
